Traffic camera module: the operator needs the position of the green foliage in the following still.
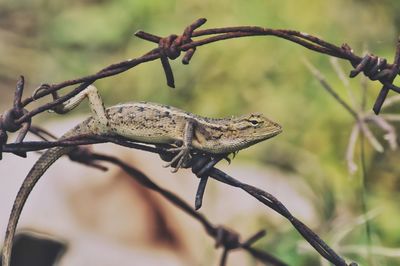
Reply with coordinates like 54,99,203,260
1,1,399,265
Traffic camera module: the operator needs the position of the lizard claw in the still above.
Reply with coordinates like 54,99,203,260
163,145,192,172
223,156,231,165
222,151,239,165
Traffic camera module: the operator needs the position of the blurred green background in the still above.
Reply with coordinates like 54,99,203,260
1,0,400,265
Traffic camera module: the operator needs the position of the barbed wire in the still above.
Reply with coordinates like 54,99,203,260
3,132,356,265
1,18,400,155
2,17,398,265
89,151,288,266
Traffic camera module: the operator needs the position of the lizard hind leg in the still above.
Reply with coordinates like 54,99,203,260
51,85,109,128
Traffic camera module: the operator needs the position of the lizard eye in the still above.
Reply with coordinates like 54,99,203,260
248,118,261,126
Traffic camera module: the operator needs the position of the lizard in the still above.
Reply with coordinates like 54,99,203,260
1,85,282,266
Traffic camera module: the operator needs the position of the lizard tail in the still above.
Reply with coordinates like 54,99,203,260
1,145,74,266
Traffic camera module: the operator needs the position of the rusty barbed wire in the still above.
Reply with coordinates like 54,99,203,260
3,131,356,265
304,58,400,174
2,17,396,265
89,152,288,266
1,18,400,156
4,128,287,265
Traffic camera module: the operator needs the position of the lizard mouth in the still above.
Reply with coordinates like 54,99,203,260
263,122,283,138
241,124,282,149
268,127,283,138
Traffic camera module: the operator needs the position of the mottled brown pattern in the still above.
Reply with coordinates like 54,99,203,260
103,102,282,154
2,100,282,266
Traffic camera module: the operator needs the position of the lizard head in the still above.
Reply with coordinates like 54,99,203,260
226,113,282,150
192,112,282,154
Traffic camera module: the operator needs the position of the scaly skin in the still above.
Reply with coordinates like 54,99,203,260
105,102,283,154
2,93,282,265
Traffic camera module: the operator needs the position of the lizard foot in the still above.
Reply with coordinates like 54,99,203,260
163,145,192,173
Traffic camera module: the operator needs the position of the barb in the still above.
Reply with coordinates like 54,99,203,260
3,129,354,265
347,48,400,114
1,18,399,153
3,17,398,265
207,168,352,266
0,76,31,158
135,18,207,87
87,152,287,266
306,59,400,173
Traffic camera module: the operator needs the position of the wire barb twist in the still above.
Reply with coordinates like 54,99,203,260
0,76,31,158
2,17,398,265
135,18,207,87
1,17,399,138
342,41,400,114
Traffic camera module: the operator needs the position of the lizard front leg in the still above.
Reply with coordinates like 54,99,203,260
164,118,195,173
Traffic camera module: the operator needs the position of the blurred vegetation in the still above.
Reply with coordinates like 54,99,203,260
1,0,400,265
